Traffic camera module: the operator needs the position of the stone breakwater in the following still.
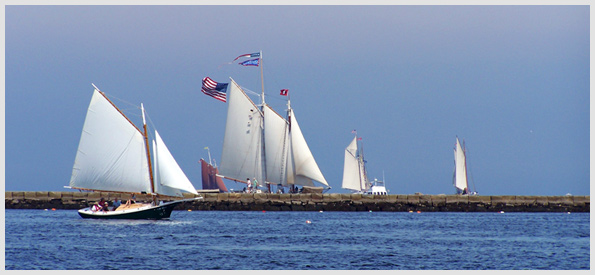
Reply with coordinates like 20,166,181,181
5,192,590,212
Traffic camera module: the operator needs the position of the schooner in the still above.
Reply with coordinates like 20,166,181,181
212,52,330,193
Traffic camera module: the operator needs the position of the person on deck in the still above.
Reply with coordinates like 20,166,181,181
97,198,106,211
113,198,122,210
125,194,136,207
246,178,252,193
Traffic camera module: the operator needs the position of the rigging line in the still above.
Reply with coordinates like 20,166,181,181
241,86,262,97
101,92,140,110
100,91,146,125
466,148,477,193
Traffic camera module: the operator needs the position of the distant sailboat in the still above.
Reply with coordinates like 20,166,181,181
453,137,476,195
217,78,330,192
200,159,228,192
341,133,387,195
68,85,200,219
200,147,228,192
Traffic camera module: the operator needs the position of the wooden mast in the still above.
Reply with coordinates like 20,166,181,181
141,103,157,205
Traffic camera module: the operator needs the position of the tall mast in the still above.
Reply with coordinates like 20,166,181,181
260,50,265,104
205,146,213,166
141,103,157,205
355,133,365,192
259,50,267,191
359,136,369,191
463,139,468,192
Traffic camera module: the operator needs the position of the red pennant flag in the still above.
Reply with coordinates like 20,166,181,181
280,89,288,96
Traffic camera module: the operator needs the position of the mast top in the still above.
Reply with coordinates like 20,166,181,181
259,50,265,105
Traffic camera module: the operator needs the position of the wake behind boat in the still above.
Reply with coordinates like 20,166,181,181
67,84,201,219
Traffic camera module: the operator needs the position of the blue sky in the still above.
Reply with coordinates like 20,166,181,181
5,5,590,195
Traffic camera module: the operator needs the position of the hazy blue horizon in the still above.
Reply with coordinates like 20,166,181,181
5,5,590,196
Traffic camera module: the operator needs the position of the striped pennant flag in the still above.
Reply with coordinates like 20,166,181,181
201,77,228,103
233,52,260,61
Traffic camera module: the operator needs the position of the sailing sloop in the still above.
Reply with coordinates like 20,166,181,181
341,134,388,195
67,85,200,219
216,78,330,192
453,137,477,195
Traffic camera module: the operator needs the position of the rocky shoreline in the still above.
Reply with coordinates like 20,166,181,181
5,191,590,212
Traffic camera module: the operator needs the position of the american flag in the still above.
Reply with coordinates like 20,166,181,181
201,77,228,103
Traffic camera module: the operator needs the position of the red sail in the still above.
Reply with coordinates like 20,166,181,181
200,159,228,192
213,167,228,192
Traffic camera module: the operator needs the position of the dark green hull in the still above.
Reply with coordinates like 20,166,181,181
78,201,180,220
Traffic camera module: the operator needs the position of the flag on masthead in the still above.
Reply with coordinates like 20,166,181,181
238,58,259,66
233,52,261,61
234,52,261,66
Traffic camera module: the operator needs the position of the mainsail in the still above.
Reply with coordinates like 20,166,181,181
70,88,197,197
218,79,265,185
218,77,329,189
70,89,152,193
453,137,468,194
341,136,370,192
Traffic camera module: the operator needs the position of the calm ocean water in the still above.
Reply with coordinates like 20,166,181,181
4,209,590,270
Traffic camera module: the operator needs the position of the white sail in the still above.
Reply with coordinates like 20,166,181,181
153,130,198,197
342,136,363,191
69,89,152,193
454,137,468,192
341,136,370,192
218,78,265,185
263,104,289,186
287,109,329,187
285,131,296,187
